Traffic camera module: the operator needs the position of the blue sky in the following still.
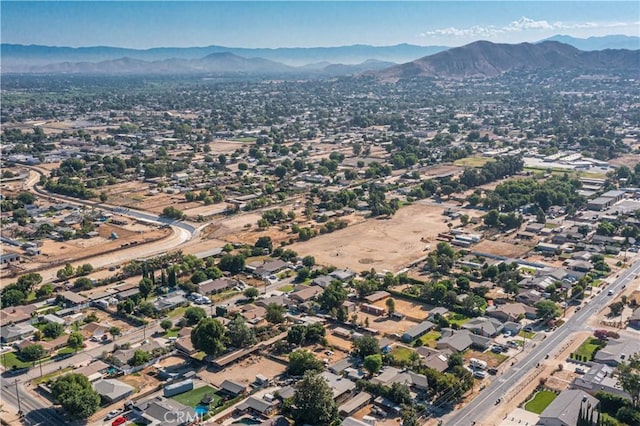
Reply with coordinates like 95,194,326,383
2,1,639,48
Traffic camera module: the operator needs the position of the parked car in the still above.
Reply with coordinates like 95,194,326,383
112,415,127,426
473,370,487,379
575,367,586,374
105,409,122,420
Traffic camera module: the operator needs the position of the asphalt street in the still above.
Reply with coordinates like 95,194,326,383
446,258,640,425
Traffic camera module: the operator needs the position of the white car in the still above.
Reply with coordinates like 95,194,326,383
105,409,122,420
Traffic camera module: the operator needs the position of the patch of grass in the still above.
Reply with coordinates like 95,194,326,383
447,313,471,326
390,346,416,363
171,385,221,407
573,337,606,361
192,351,206,361
232,137,257,143
168,306,188,319
544,223,557,229
453,156,493,168
591,279,602,287
417,330,441,348
56,346,76,356
278,284,294,293
524,390,557,414
519,330,536,339
211,290,240,303
32,366,73,385
1,352,33,369
164,327,181,338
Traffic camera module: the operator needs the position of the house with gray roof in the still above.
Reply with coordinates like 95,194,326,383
93,378,134,403
573,363,630,400
1,322,36,344
152,291,187,313
401,320,435,343
462,317,504,337
235,396,275,416
338,392,372,417
593,339,640,366
132,396,196,426
220,379,247,396
436,329,491,352
538,389,599,426
319,371,356,402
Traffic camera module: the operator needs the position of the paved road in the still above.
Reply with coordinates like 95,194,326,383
446,258,640,426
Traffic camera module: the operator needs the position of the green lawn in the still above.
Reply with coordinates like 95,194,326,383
171,385,221,407
277,284,294,293
211,290,240,303
525,390,557,414
453,156,493,167
390,346,416,363
231,137,257,143
56,346,77,356
417,330,441,348
164,327,181,338
1,351,33,369
447,313,471,326
574,337,606,361
168,306,188,319
519,330,536,339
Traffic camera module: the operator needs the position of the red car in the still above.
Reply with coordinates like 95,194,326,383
112,415,127,426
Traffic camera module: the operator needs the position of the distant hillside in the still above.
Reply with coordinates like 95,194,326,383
376,40,640,80
541,34,640,51
1,43,448,70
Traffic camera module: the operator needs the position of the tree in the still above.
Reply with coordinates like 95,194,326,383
190,270,207,284
288,349,324,376
35,283,54,298
352,335,380,359
109,326,121,339
616,354,640,408
243,287,260,300
21,344,46,363
363,354,383,375
67,332,84,352
139,277,154,299
266,303,286,324
287,325,308,345
448,351,464,369
42,322,64,339
219,254,245,274
535,300,561,320
129,349,150,366
57,263,75,280
162,206,185,220
227,315,256,348
401,405,420,426
50,373,100,419
608,301,625,317
191,318,226,356
15,273,42,293
254,236,273,253
77,264,94,276
74,277,93,290
2,289,26,307
160,319,173,331
291,371,339,426
460,214,469,226
484,209,500,227
302,256,316,268
385,298,396,317
184,306,207,326
318,281,347,311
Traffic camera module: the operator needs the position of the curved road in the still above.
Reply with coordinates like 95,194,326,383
446,258,640,425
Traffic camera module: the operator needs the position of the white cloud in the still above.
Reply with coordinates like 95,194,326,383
420,16,640,38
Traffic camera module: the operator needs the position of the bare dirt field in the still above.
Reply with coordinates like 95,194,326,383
200,355,287,388
207,139,255,154
120,368,161,394
609,154,640,168
104,180,203,213
354,311,420,336
156,355,188,368
473,239,532,258
306,344,349,364
289,203,451,273
463,350,508,369
325,331,354,353
372,297,432,322
36,226,169,264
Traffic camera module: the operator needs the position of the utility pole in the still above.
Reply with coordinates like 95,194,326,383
38,355,43,377
14,379,22,417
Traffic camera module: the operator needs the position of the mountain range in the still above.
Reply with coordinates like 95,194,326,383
375,40,640,80
1,35,638,78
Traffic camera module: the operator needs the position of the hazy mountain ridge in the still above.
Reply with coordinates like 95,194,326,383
1,43,447,69
542,34,640,51
376,40,640,80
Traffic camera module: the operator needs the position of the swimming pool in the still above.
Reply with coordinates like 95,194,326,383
194,405,209,416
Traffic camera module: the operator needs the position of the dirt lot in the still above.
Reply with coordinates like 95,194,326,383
473,239,532,258
306,344,349,364
372,297,432,322
156,355,188,368
200,355,287,388
463,350,508,368
104,180,203,213
290,203,451,273
354,310,420,337
326,331,355,352
120,368,162,394
35,225,169,264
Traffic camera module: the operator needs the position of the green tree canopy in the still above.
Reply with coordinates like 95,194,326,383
292,371,339,426
191,318,226,356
